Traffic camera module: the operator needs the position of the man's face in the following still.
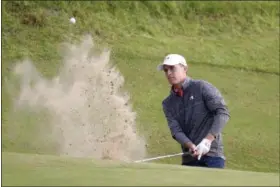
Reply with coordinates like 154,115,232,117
163,64,187,85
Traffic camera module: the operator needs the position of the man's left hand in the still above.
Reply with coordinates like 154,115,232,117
196,138,212,160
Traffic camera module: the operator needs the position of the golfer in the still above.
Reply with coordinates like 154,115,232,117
157,54,230,168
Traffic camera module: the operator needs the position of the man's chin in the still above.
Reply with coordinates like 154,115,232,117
168,80,179,85
168,81,174,85
169,82,179,85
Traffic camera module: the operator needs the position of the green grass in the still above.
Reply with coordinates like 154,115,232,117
2,152,279,186
2,0,279,183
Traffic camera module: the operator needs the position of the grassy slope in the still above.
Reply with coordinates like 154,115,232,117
2,152,279,186
2,0,279,175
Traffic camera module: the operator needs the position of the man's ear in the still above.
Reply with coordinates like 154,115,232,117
180,64,187,71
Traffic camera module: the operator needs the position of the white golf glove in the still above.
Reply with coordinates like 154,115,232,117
196,138,212,160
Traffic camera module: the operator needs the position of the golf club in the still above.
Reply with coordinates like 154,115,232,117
133,152,192,163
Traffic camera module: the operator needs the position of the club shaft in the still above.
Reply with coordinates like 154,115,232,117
134,152,186,163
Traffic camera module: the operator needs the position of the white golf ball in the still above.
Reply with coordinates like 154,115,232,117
70,17,76,24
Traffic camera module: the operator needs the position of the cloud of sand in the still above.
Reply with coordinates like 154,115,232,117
9,35,147,162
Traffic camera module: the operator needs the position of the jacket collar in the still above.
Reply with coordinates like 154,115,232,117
182,76,192,90
170,76,192,95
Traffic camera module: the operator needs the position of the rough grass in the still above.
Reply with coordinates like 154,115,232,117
2,0,279,176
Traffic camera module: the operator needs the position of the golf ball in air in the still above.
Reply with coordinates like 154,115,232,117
70,17,76,24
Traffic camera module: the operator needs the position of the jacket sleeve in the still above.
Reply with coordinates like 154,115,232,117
162,101,192,146
201,81,230,137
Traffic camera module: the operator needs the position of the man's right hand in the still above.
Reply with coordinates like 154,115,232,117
185,142,198,157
